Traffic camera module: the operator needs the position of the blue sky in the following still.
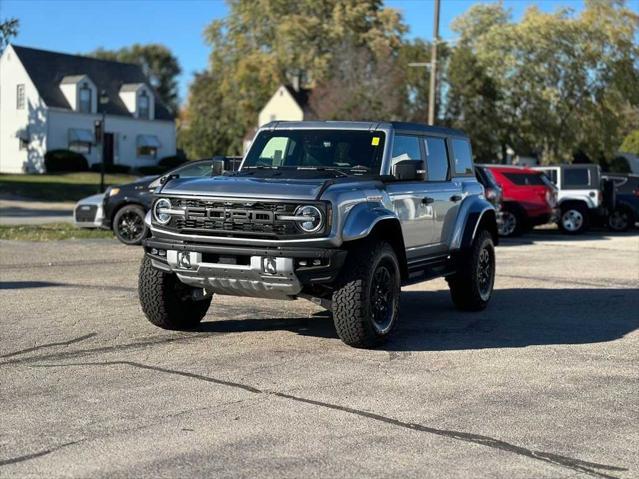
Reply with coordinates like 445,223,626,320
2,0,590,104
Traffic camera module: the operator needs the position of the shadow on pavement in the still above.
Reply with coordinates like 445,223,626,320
197,287,638,351
498,227,639,247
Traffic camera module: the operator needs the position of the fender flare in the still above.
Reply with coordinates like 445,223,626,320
450,197,498,250
342,202,399,242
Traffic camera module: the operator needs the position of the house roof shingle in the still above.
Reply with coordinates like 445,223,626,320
12,45,174,121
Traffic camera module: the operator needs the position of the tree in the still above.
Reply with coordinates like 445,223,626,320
89,44,181,113
0,17,19,53
181,0,406,156
620,130,639,155
308,41,405,121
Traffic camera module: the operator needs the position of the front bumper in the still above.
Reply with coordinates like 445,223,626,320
143,238,347,300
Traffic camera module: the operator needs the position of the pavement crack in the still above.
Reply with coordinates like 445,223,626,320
0,333,97,359
32,360,627,479
0,441,79,467
0,334,219,367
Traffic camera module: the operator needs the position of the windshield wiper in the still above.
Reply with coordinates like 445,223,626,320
294,166,349,177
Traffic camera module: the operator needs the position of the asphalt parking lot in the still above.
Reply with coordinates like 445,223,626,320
1,230,638,478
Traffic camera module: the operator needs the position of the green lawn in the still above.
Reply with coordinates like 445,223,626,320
0,172,139,202
0,223,115,241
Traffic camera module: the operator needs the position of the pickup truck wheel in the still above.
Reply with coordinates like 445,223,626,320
559,204,589,234
447,230,495,311
332,241,400,348
114,204,148,245
608,207,633,232
138,256,211,330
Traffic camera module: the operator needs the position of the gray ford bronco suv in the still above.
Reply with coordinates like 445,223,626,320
139,121,498,348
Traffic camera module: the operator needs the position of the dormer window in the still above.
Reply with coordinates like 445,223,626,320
79,83,92,113
138,91,149,120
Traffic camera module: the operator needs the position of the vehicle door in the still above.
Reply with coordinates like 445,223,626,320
424,136,466,253
561,166,601,208
385,134,435,259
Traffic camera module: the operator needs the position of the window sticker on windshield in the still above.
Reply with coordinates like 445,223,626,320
371,137,380,146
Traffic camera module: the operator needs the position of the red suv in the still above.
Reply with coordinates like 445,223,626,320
486,166,558,236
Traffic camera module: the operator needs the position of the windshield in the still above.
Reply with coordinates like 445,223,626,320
243,130,386,175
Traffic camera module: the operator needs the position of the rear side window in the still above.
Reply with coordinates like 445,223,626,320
502,172,546,186
563,168,590,188
424,137,448,181
451,138,473,175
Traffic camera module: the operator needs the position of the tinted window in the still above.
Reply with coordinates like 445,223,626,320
391,135,422,169
175,161,213,177
563,168,590,187
452,139,473,175
424,137,448,181
502,172,546,186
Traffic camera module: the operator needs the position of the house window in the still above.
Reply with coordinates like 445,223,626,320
16,84,25,109
19,138,29,150
79,84,92,113
137,145,157,159
138,91,150,120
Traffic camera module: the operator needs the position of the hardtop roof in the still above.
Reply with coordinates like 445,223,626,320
263,120,467,137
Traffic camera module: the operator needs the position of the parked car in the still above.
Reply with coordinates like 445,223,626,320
139,121,499,348
73,192,105,229
602,173,639,232
485,165,558,237
534,164,608,234
74,157,241,245
475,165,503,226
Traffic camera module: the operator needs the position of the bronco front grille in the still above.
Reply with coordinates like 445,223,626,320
162,198,324,239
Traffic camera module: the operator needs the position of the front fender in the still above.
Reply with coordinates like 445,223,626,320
450,196,498,250
342,202,398,242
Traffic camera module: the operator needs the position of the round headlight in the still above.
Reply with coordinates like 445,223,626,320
153,198,172,224
295,205,323,233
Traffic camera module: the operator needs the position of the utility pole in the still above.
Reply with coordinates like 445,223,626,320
428,0,441,125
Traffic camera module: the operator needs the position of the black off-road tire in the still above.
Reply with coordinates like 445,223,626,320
113,204,149,245
138,255,211,329
559,203,589,234
607,207,634,232
447,230,495,311
332,241,401,348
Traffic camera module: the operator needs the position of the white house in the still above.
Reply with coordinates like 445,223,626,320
0,45,176,173
243,83,313,153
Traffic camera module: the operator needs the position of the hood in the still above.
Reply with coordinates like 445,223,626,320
159,175,327,200
123,175,157,188
78,192,106,205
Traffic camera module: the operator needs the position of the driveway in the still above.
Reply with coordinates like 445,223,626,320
0,231,638,478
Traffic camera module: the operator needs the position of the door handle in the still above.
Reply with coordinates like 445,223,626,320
450,194,462,202
422,197,434,204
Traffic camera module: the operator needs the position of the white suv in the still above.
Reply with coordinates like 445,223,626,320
534,164,604,234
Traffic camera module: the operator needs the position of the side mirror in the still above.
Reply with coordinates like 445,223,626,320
392,160,425,181
211,159,225,176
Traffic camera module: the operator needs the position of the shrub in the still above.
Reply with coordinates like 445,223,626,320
89,163,131,174
44,150,89,172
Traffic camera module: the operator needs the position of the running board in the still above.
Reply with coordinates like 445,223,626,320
403,255,456,286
